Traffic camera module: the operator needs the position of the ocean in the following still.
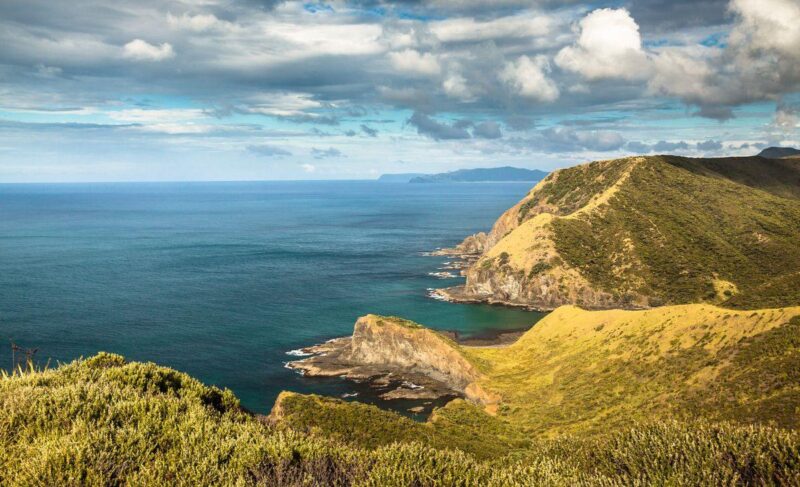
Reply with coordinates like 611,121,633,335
0,180,544,414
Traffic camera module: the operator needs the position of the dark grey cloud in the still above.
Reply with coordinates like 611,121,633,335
696,139,723,151
472,121,503,139
407,112,471,140
247,144,292,156
625,141,650,153
626,139,726,154
626,0,729,32
509,126,626,153
694,105,734,121
653,140,690,152
504,116,535,131
360,124,378,137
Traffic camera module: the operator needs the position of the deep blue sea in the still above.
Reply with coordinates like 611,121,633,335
0,181,543,414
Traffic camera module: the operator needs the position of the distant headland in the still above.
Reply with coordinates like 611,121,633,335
378,166,547,183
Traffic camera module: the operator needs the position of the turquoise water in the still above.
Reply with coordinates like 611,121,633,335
0,181,543,413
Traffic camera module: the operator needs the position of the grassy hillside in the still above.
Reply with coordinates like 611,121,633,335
3,353,799,485
463,304,800,436
271,393,527,460
463,155,800,309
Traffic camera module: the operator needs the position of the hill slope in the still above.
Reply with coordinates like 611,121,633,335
464,304,800,436
759,146,800,159
439,155,800,310
5,352,798,485
282,306,800,438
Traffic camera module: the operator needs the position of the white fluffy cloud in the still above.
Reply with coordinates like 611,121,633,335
122,39,175,61
648,47,718,102
388,49,441,77
648,0,800,116
166,12,228,32
555,8,649,81
442,72,475,101
729,0,800,59
500,55,559,102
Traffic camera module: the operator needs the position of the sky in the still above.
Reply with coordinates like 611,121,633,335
0,0,798,182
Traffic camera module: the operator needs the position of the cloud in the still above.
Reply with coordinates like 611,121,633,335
771,105,799,134
301,163,316,173
388,49,441,77
429,13,553,43
626,141,651,153
407,112,471,140
555,9,649,81
649,0,800,117
696,139,723,151
1,0,799,181
122,39,175,61
472,121,502,139
504,116,535,131
513,126,626,153
500,55,559,102
625,140,725,153
311,147,344,159
247,144,292,156
166,12,228,32
652,140,690,152
442,73,475,101
360,124,378,137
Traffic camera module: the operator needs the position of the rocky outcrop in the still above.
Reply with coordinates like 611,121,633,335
287,315,499,407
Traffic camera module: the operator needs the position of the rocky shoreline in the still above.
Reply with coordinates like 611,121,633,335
423,245,556,310
286,315,515,409
430,285,554,311
286,337,459,401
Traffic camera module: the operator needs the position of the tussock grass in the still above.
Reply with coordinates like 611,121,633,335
464,304,800,436
3,352,799,485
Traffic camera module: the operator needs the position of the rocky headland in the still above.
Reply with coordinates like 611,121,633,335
286,314,500,407
427,155,800,311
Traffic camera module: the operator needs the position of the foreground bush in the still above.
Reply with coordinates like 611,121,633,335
1,354,798,486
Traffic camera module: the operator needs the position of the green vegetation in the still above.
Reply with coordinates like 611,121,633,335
373,315,423,329
518,157,632,221
274,394,526,460
511,155,800,308
3,353,799,485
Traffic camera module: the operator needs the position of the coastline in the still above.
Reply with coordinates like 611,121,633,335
284,243,543,414
430,285,556,312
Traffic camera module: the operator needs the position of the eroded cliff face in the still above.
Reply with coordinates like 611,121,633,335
347,315,496,404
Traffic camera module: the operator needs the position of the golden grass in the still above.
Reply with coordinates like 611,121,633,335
462,304,800,436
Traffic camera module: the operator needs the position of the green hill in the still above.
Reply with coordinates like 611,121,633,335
758,146,800,159
279,305,800,437
439,155,800,310
3,353,799,485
